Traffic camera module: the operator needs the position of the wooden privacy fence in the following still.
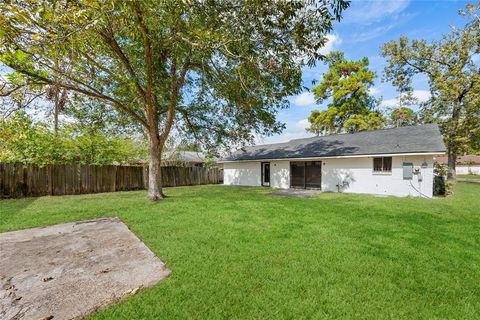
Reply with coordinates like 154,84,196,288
0,163,222,199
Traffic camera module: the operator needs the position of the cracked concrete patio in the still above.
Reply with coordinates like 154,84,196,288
0,217,170,320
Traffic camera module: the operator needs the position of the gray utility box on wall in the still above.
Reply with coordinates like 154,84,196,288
403,162,414,180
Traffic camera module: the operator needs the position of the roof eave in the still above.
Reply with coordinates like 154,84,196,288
218,150,447,163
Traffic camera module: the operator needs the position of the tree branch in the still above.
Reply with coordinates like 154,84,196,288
98,28,147,101
177,106,204,144
10,66,149,129
0,84,23,97
160,59,190,143
130,2,161,144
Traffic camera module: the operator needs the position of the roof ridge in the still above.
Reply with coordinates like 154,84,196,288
261,123,439,147
223,123,445,161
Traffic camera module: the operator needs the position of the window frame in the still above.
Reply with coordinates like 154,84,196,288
372,156,392,174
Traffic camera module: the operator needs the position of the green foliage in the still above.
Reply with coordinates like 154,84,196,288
390,106,418,127
63,97,142,136
308,51,385,135
433,175,446,196
343,112,385,133
0,0,349,150
0,112,147,165
433,162,448,196
382,3,480,174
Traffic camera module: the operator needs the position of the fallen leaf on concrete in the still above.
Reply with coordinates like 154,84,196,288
124,287,141,296
3,284,14,290
99,268,111,274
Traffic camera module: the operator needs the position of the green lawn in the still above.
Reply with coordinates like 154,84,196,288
1,184,480,319
458,174,480,180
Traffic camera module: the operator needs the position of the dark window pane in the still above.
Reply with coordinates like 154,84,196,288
264,164,270,183
383,157,392,172
305,161,322,188
291,162,305,188
373,158,383,172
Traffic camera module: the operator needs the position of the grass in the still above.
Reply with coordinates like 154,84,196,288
1,184,480,319
457,174,480,180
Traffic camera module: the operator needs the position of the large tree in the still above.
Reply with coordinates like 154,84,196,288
382,3,480,179
307,51,384,135
390,106,418,127
385,83,420,127
0,0,349,200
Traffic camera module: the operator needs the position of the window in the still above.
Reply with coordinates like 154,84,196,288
373,157,392,173
290,161,322,189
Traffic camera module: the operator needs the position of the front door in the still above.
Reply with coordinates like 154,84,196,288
261,162,270,187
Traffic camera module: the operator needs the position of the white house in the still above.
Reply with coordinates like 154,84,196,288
220,124,446,198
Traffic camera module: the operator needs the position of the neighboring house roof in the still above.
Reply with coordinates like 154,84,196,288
435,155,480,165
223,123,446,162
164,151,206,163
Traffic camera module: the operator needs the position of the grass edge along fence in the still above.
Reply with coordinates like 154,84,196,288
0,163,222,199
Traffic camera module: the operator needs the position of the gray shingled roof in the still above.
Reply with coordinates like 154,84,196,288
223,123,446,161
164,151,206,163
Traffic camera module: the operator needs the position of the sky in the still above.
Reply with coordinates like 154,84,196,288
258,0,471,145
0,0,472,147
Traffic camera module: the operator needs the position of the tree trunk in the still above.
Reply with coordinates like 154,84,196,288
54,90,59,133
447,144,457,180
147,137,165,200
447,99,461,180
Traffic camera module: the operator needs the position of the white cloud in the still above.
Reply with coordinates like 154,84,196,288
381,90,431,108
412,90,431,102
296,118,310,130
368,87,380,96
382,98,398,108
320,34,342,55
344,0,410,25
292,92,316,107
349,23,397,43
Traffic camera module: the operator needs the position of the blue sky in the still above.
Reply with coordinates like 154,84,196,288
260,0,471,144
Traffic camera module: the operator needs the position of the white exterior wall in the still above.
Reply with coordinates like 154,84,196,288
321,155,435,198
223,154,436,198
223,160,290,188
270,160,290,189
456,165,480,175
223,161,261,186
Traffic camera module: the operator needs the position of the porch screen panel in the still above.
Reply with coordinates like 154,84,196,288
290,162,305,188
305,161,322,188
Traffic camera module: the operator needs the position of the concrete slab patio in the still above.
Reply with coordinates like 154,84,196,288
270,189,322,198
0,217,170,320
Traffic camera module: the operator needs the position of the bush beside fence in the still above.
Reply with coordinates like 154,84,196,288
0,163,221,199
